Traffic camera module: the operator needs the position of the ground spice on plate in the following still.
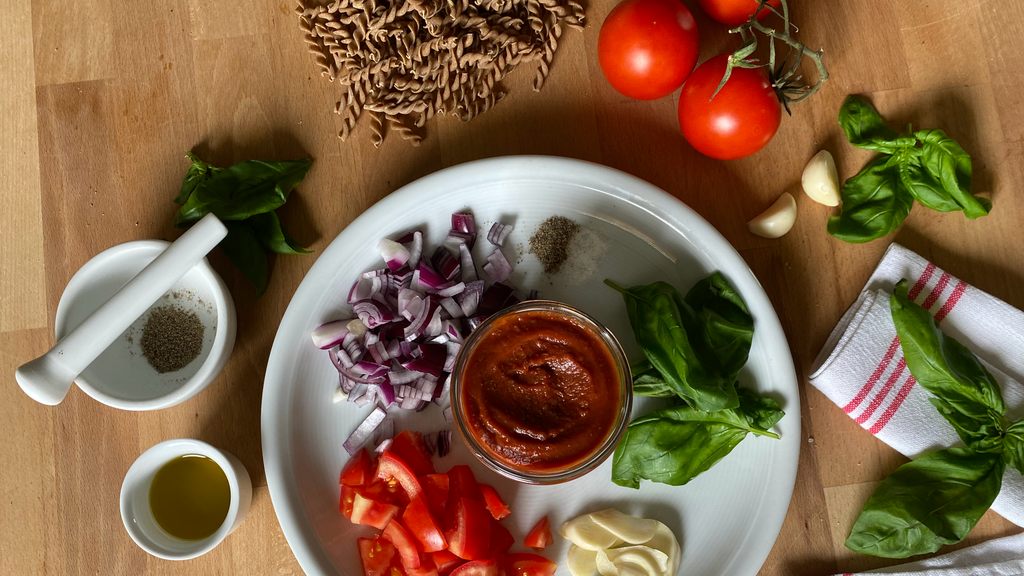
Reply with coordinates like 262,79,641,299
141,305,204,373
529,216,580,274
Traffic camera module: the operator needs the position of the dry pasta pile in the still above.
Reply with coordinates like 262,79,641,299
296,0,585,146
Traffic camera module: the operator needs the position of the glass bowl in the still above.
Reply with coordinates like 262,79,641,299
450,300,632,484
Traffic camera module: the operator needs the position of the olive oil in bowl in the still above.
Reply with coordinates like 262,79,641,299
149,454,230,540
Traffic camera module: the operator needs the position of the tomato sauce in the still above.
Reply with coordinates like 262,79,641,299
459,310,621,472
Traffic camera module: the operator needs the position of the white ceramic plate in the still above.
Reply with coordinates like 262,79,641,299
262,156,799,576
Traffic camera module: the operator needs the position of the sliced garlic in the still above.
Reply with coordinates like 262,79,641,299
604,546,670,575
561,515,619,551
568,545,599,576
595,550,618,576
646,523,681,576
590,509,659,544
801,150,840,206
748,193,797,239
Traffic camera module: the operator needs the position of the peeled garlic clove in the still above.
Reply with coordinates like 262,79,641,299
646,523,681,576
561,515,619,551
748,193,797,239
605,546,670,575
596,550,618,576
568,545,599,576
801,150,840,206
590,509,659,544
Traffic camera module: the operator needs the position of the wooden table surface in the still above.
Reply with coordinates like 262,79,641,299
3,0,1023,574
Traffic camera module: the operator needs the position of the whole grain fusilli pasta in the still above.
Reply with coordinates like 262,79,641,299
296,0,585,146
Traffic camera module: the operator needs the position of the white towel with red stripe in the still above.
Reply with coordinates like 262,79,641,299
830,532,1024,575
809,243,1024,527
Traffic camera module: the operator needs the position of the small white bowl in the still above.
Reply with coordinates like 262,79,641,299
120,439,253,560
54,240,236,410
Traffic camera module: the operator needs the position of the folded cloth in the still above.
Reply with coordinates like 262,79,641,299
809,243,1024,526
830,532,1024,575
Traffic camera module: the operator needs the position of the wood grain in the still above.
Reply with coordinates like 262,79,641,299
2,0,1023,574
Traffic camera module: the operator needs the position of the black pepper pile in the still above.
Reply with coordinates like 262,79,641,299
141,305,205,373
529,216,580,274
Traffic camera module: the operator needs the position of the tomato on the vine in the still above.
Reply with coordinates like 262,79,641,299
678,54,781,160
697,0,781,26
598,0,700,100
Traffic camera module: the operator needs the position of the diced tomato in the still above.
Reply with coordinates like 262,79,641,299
488,520,514,553
352,492,400,530
407,555,439,576
523,517,553,551
449,558,498,576
479,485,510,520
501,553,557,576
342,448,373,487
447,466,483,503
430,550,463,576
359,537,398,576
341,485,359,519
390,431,437,477
383,520,422,570
364,474,402,504
378,452,426,502
446,498,492,560
403,496,448,552
421,473,450,517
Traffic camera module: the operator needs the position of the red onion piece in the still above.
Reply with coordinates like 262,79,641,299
458,243,477,283
437,430,452,457
353,299,395,328
451,213,476,235
483,249,513,283
374,416,395,446
457,281,485,317
378,239,410,272
406,231,423,269
486,223,514,247
437,282,466,298
375,438,393,453
440,297,464,319
311,319,353,349
343,407,387,455
444,341,461,373
404,343,446,377
442,406,453,423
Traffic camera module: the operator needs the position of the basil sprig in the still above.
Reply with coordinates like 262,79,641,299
829,96,991,243
173,152,313,296
846,279,1024,558
606,273,782,489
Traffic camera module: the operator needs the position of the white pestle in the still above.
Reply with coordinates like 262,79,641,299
16,213,229,406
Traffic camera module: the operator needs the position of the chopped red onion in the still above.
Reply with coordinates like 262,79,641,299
416,263,448,291
423,432,437,455
479,283,515,315
444,230,475,253
406,231,423,269
376,379,396,405
440,297,464,319
445,322,464,342
437,282,465,298
444,341,461,372
375,438,393,453
378,239,410,272
451,213,476,235
486,223,514,247
404,343,446,377
330,346,354,370
374,416,395,445
483,249,513,283
362,268,388,279
457,281,485,317
458,244,477,283
353,300,395,328
437,431,452,457
349,276,375,303
443,406,453,423
343,406,387,455
311,319,353,349
432,247,461,280
389,365,421,385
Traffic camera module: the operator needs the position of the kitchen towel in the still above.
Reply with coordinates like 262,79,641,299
830,531,1024,575
809,242,1024,526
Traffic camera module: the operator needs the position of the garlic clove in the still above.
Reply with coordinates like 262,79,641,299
605,546,670,575
748,193,797,239
568,545,599,576
589,509,659,544
646,523,681,576
595,550,618,576
561,515,619,551
801,150,840,206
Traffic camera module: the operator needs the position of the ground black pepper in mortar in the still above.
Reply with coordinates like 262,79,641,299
141,305,204,373
529,216,580,274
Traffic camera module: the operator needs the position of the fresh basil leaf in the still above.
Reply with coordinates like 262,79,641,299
838,95,901,153
927,397,1005,454
220,221,269,296
828,156,914,243
914,129,990,219
631,359,677,398
681,272,754,384
892,148,961,212
174,158,313,227
845,448,1004,558
611,388,782,489
249,211,313,255
605,280,738,411
1003,420,1024,475
891,279,1005,419
175,152,217,205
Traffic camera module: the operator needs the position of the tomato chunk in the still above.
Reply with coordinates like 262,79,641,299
359,537,398,576
430,549,463,576
341,485,359,519
446,498,492,560
449,558,498,576
421,473,450,517
391,431,437,477
489,520,514,553
479,484,510,520
383,519,422,570
351,492,400,530
378,451,426,502
501,553,557,576
342,448,373,487
523,517,553,551
403,496,448,552
446,466,483,503
407,555,439,576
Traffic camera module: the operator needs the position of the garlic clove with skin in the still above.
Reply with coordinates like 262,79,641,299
801,150,841,206
748,193,798,238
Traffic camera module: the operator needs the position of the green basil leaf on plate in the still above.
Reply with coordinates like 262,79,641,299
828,156,914,243
220,221,269,296
605,279,738,411
914,129,991,219
250,211,313,255
611,388,783,489
631,359,677,398
845,447,1004,558
174,157,313,227
681,272,754,385
1003,420,1024,475
838,95,901,153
